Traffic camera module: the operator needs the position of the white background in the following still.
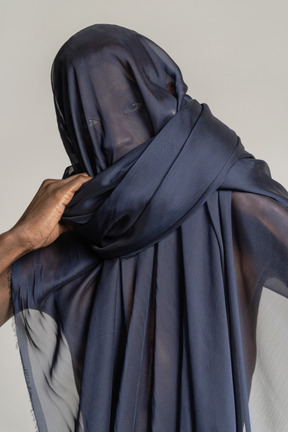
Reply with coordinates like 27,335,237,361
0,0,287,430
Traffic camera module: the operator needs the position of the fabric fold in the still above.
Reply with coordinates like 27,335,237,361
62,99,252,258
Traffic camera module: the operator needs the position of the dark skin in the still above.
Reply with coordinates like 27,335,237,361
0,173,92,326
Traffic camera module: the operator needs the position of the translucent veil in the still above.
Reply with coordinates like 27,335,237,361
11,24,288,431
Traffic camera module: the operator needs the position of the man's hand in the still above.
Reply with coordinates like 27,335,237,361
0,173,92,326
12,173,92,252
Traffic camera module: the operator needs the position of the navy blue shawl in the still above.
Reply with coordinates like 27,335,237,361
12,25,288,431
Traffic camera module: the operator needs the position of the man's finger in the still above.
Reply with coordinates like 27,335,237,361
63,173,92,193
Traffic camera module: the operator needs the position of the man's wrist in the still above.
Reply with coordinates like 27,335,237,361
0,228,29,271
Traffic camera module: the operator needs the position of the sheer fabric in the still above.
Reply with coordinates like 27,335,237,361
12,24,288,431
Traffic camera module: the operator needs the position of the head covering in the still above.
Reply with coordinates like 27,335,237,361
51,24,186,175
12,24,288,432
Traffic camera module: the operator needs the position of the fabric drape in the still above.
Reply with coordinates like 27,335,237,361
11,24,288,432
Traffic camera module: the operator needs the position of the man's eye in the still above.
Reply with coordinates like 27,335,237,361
83,118,100,130
88,119,100,127
123,102,143,114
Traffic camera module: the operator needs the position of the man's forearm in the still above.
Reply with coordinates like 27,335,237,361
0,229,27,326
